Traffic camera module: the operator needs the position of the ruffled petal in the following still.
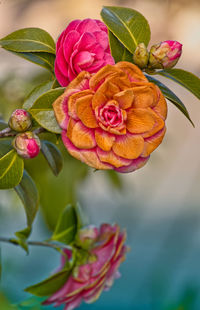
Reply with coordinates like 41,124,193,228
153,91,167,120
131,83,158,109
95,128,115,151
115,61,148,82
68,89,94,120
113,89,134,109
67,119,96,149
76,94,98,128
97,148,132,168
126,108,156,134
142,127,166,157
63,30,80,62
114,156,150,173
55,60,70,87
112,134,144,159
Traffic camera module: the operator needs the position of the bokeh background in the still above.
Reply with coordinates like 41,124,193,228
0,0,200,309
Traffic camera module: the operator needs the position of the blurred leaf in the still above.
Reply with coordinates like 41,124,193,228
106,170,123,189
108,31,133,63
75,203,88,229
25,269,71,297
18,296,46,309
158,69,200,100
146,75,194,126
23,80,54,110
29,88,64,133
41,141,63,176
52,79,61,89
0,293,17,310
14,170,39,227
0,28,55,54
101,6,151,54
51,204,78,244
0,246,2,280
0,149,24,189
0,120,8,130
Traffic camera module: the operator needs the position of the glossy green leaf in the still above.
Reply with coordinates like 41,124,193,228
146,75,194,126
0,140,12,157
0,149,24,189
52,204,78,244
41,141,63,176
23,80,54,110
29,88,65,133
12,51,55,72
108,31,133,62
101,6,151,54
25,269,71,297
15,170,39,227
0,28,55,54
158,69,200,100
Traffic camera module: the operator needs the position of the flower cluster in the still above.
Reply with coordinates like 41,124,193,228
44,224,127,310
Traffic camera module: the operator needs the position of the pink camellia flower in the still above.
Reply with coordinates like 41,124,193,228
149,40,182,69
55,19,115,86
13,131,41,159
44,224,127,310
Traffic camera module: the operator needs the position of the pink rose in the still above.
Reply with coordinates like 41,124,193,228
55,19,115,86
44,224,127,310
149,40,182,69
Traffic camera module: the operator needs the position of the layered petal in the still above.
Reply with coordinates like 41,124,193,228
112,134,144,160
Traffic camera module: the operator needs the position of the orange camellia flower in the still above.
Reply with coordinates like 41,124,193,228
53,61,167,173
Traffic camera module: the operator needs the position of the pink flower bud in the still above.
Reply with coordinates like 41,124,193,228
149,40,182,69
13,131,41,159
44,224,128,310
9,109,32,132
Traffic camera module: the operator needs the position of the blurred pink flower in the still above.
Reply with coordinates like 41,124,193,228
44,224,127,310
55,19,115,86
149,40,182,69
13,131,41,159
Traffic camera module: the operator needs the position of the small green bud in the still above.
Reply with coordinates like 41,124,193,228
9,109,32,132
133,43,149,69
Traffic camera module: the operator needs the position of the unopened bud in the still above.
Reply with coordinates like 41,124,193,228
13,131,41,159
9,109,32,132
133,43,149,69
149,40,182,69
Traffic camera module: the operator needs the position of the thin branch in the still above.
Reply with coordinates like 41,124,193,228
33,127,46,135
0,127,16,138
0,237,71,251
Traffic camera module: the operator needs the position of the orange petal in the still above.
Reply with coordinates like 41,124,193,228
89,65,121,90
67,118,96,149
66,71,91,91
97,148,132,168
115,61,147,82
68,89,94,120
95,128,115,151
142,110,165,138
126,108,156,134
53,92,68,129
131,83,158,109
112,134,144,159
113,89,134,109
153,91,167,120
75,94,98,128
142,127,166,157
92,78,120,109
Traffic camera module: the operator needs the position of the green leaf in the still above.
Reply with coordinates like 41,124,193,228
12,51,55,72
29,88,65,133
25,269,71,297
0,149,24,189
0,28,55,54
158,69,200,100
75,203,88,229
0,120,8,131
108,31,133,62
15,170,39,227
23,80,54,110
41,141,63,176
52,204,78,244
105,170,123,189
146,75,194,126
0,140,12,157
101,6,151,54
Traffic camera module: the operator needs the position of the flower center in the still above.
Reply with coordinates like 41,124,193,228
99,103,123,128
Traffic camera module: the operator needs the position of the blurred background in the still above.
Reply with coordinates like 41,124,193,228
0,0,200,309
